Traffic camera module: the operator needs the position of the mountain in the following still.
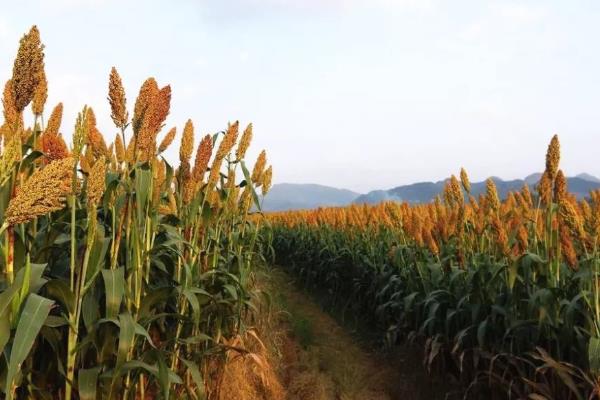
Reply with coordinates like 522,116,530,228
524,173,543,185
261,183,361,211
354,175,600,205
577,173,600,183
264,173,600,211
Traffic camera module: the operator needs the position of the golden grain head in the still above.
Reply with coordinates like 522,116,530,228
11,25,45,112
137,84,171,160
40,132,69,163
87,156,106,207
537,171,552,206
215,121,239,160
192,134,213,182
553,169,567,204
450,175,464,207
443,181,453,207
132,77,158,134
261,165,273,196
424,228,439,256
86,107,97,130
108,67,128,129
226,185,240,212
459,167,471,194
179,119,194,163
559,225,577,269
521,184,533,208
167,190,178,215
72,106,89,157
0,136,21,177
581,199,592,220
6,157,74,225
560,199,585,238
88,126,108,159
115,133,125,163
180,161,195,205
2,79,22,132
152,159,167,205
158,127,177,154
545,134,560,179
491,215,509,255
485,178,500,213
153,85,171,131
207,157,223,189
251,150,267,184
239,186,252,213
236,123,253,160
44,102,63,137
125,136,136,164
516,225,528,254
31,68,47,115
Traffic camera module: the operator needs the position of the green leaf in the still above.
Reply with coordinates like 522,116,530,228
86,226,110,287
135,166,152,221
224,284,238,300
116,312,135,368
103,360,182,384
101,268,125,319
589,336,600,374
0,314,10,355
45,279,75,314
157,351,170,399
0,285,18,318
178,334,213,345
134,323,156,348
182,288,201,327
82,290,100,332
17,258,31,309
44,315,69,327
5,294,53,399
78,367,100,400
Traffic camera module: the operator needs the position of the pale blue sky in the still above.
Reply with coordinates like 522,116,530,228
0,0,599,192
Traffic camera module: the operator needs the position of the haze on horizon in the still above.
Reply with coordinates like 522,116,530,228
0,0,598,193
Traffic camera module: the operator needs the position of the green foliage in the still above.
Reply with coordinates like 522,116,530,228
269,220,600,398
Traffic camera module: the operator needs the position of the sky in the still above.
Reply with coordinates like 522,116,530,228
0,0,599,193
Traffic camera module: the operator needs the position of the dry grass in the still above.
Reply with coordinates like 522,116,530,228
248,270,450,400
218,329,286,400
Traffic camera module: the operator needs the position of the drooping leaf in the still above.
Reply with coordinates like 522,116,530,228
5,294,53,399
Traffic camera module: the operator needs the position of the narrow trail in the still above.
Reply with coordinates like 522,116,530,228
268,270,452,400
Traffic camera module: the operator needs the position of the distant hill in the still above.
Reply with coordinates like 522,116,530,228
261,183,360,211
263,173,600,211
577,173,600,183
354,174,600,205
524,173,543,185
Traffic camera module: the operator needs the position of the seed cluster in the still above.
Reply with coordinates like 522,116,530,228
6,157,73,224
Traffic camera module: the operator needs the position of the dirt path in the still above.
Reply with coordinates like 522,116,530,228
267,271,452,400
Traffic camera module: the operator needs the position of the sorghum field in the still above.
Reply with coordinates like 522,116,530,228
267,137,600,398
0,26,273,399
2,22,600,400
